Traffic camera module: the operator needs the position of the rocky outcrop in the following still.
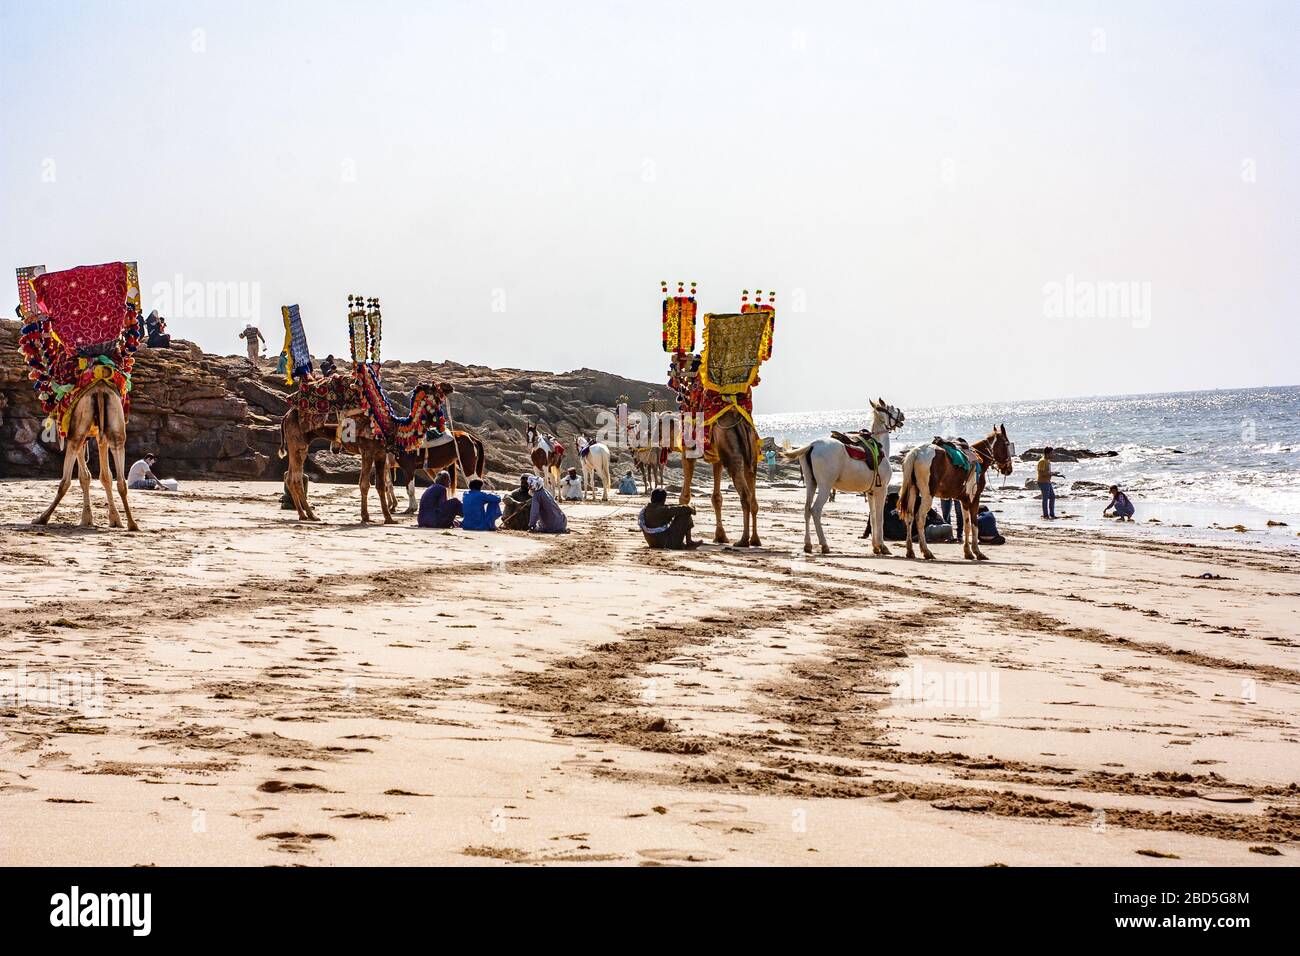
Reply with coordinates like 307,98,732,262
0,319,674,483
1020,447,1117,463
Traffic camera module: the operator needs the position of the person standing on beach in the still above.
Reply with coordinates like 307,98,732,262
1037,447,1063,519
239,324,265,364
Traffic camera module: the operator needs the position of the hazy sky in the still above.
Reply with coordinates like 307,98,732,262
2,0,1296,412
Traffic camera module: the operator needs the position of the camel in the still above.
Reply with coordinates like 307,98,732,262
680,406,762,546
279,381,450,524
632,446,665,492
782,398,905,555
33,380,138,531
896,425,1015,561
389,431,489,514
526,423,564,493
576,436,612,501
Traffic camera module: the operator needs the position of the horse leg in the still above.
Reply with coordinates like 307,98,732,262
869,482,889,556
98,437,122,528
810,481,833,554
901,485,916,559
711,464,727,544
969,499,988,560
918,490,936,560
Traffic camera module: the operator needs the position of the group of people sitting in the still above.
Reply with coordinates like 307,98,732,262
416,471,568,534
865,491,1005,545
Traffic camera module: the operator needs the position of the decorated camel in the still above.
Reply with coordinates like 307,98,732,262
662,282,775,546
277,296,457,523
896,425,1015,561
16,261,145,530
782,397,906,555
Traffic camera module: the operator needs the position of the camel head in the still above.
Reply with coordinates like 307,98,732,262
869,397,905,432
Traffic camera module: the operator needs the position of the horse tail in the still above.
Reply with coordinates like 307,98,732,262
896,449,917,522
779,442,813,461
473,435,487,478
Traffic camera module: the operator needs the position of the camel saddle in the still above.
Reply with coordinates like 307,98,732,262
831,430,883,468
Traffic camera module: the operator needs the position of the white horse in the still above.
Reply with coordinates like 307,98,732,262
577,436,612,501
780,398,906,555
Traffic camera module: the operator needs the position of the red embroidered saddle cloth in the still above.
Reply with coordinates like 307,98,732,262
33,263,130,353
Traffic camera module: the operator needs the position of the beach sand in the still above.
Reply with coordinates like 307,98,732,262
1,478,1297,866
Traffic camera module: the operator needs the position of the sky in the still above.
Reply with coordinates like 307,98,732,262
1,0,1296,412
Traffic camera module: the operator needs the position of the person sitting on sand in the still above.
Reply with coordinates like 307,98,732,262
1037,447,1063,519
618,471,638,495
417,470,462,528
639,488,699,549
976,505,1005,544
527,476,568,534
500,475,534,531
1103,485,1136,521
127,453,170,491
461,479,501,531
560,467,584,501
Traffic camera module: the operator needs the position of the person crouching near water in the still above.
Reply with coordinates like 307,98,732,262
1103,485,1136,522
639,488,699,549
527,476,568,533
417,470,462,528
461,479,501,531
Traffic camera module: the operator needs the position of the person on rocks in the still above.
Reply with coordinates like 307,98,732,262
417,470,462,529
145,311,172,348
239,324,265,364
319,354,338,378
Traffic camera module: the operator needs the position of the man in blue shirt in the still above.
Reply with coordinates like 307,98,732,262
461,479,502,531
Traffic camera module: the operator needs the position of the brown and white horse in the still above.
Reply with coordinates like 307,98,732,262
896,425,1014,561
526,422,564,493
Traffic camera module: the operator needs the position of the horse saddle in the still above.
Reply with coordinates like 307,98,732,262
420,430,454,450
831,430,882,468
932,436,977,473
578,444,590,458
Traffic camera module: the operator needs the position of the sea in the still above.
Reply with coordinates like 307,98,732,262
756,385,1300,552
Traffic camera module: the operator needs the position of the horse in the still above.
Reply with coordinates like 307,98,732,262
781,398,905,555
576,435,612,501
526,422,564,493
389,431,488,514
632,446,665,492
896,424,1014,561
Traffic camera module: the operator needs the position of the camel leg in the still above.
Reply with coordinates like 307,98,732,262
406,478,418,514
741,465,760,548
375,454,395,525
110,438,139,532
358,456,372,524
679,456,695,507
74,440,94,527
711,464,727,544
918,491,936,560
286,442,316,521
98,437,122,528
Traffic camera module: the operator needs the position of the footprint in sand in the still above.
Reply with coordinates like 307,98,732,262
637,848,722,863
668,801,748,814
257,780,332,794
257,831,336,853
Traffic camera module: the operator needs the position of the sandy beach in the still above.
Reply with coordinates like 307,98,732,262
1,478,1296,867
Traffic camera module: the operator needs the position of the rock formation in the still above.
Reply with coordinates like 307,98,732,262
0,319,674,484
